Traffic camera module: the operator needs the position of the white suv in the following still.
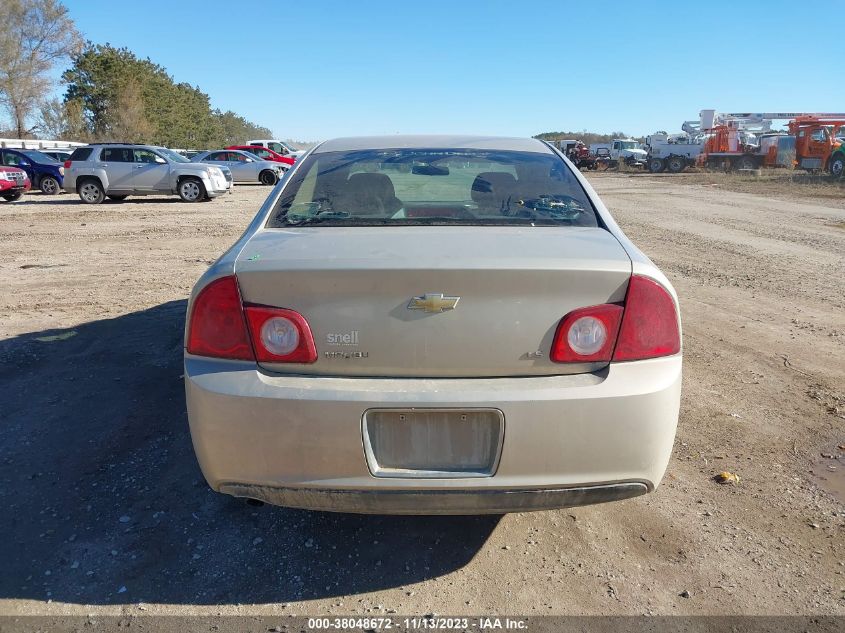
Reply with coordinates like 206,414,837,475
64,144,230,204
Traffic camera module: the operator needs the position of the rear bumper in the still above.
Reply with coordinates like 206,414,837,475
219,481,649,514
184,355,681,514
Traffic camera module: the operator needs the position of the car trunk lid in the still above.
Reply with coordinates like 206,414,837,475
235,226,631,377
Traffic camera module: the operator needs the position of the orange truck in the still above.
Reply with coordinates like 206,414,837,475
698,120,769,170
695,112,845,172
787,116,845,177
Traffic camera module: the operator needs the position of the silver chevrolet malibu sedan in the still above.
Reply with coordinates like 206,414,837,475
184,135,682,514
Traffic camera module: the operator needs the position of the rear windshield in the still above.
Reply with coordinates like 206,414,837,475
21,149,59,164
267,148,597,227
69,147,93,161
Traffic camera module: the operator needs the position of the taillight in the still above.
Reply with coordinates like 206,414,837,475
613,275,680,361
551,304,623,363
244,306,317,363
186,276,254,360
63,160,71,169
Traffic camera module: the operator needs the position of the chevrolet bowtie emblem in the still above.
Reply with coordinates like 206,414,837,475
407,293,460,313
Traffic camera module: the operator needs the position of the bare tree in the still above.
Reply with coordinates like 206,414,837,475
0,0,82,137
36,96,88,140
36,96,64,137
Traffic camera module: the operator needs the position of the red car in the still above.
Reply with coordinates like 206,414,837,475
225,145,295,166
0,166,31,201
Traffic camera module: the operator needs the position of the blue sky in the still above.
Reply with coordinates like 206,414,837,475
61,0,842,141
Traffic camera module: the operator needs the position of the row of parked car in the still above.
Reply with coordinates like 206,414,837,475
0,144,72,201
0,140,303,204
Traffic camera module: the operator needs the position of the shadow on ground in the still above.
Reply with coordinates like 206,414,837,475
0,301,499,605
14,196,187,206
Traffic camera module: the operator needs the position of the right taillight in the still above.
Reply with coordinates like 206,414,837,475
63,160,72,169
550,304,623,363
186,276,254,360
612,275,680,361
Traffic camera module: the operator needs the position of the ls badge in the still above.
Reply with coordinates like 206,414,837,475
407,293,460,313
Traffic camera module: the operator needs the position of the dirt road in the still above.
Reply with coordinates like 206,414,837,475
0,176,843,618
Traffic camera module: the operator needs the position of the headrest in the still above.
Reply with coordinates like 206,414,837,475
471,171,517,207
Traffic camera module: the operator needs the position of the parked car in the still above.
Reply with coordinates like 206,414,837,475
0,148,64,194
42,150,73,163
226,145,295,166
216,164,234,190
64,144,230,204
191,150,285,185
246,139,304,159
0,166,31,201
184,135,683,515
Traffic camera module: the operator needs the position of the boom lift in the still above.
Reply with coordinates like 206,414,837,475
696,112,845,171
647,111,845,173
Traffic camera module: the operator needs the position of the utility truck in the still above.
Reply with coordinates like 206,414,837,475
646,110,845,173
644,131,703,173
788,116,845,177
588,139,647,168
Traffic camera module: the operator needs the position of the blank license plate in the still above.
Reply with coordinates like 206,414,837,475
362,408,504,478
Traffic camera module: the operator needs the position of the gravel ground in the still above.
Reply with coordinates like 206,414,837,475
0,176,843,618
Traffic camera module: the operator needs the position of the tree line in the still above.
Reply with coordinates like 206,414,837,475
534,131,645,146
0,0,273,148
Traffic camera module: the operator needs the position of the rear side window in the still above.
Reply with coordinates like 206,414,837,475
101,148,133,162
268,148,598,228
2,151,23,166
69,148,93,161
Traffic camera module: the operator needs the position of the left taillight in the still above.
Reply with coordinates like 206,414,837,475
186,275,318,364
186,276,254,360
243,306,317,364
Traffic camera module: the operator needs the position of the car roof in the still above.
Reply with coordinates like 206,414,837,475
232,145,277,152
313,135,552,154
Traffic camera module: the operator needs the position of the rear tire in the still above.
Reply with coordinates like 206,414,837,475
178,177,205,202
666,156,686,173
39,176,60,195
648,158,666,173
107,194,128,201
2,191,23,202
259,169,278,186
830,155,845,178
78,179,105,204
